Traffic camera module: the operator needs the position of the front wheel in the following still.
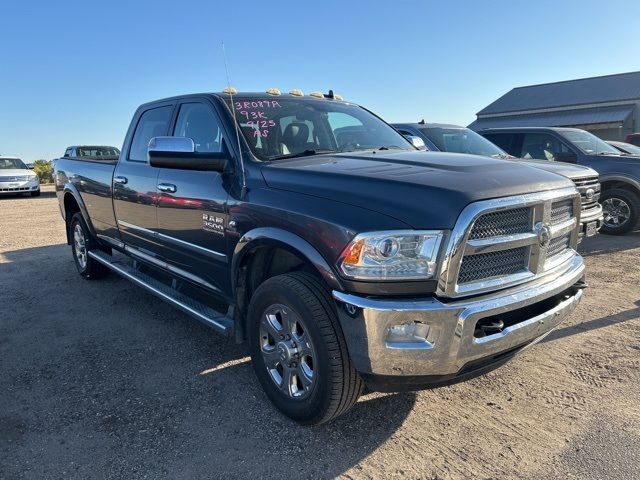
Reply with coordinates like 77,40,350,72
600,188,639,235
247,272,364,425
30,189,41,197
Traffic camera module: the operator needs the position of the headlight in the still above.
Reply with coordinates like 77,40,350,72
28,174,38,181
338,230,444,281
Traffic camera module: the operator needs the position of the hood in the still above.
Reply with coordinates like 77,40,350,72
515,159,598,180
260,150,573,229
0,168,33,177
591,153,640,164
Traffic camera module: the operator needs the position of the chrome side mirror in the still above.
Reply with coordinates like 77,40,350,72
147,136,229,172
404,135,427,150
148,136,195,157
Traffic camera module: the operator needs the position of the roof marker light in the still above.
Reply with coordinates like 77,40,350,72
289,89,304,96
309,91,324,98
266,88,281,96
222,86,238,94
334,94,344,101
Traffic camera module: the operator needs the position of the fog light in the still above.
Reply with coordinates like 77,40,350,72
387,322,430,343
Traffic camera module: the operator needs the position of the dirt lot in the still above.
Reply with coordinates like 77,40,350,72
1,185,639,479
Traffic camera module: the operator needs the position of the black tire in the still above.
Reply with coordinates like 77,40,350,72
247,272,364,425
30,189,41,197
70,213,110,279
600,188,639,235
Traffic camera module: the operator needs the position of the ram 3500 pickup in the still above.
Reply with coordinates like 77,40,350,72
55,90,586,424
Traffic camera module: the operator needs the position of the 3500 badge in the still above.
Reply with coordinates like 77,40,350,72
202,213,225,235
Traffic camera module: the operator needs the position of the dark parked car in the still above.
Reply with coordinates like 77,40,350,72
55,91,586,424
478,127,640,235
606,141,640,156
625,133,640,147
393,122,603,239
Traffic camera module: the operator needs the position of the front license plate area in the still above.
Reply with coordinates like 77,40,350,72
586,221,597,237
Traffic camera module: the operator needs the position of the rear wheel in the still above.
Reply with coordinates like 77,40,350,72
70,213,110,279
600,188,639,235
247,272,363,425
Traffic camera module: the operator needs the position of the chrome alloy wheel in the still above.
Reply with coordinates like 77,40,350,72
259,304,316,399
603,197,631,228
73,223,88,269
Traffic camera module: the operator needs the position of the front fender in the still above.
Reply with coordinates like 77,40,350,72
232,227,344,292
600,174,640,192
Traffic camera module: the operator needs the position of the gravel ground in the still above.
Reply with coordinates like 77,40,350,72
1,185,639,479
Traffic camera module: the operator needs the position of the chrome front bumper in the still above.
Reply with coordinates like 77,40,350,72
333,254,585,382
578,204,603,238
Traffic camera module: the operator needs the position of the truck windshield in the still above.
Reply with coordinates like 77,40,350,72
558,130,620,156
224,96,414,161
420,127,509,157
0,158,27,169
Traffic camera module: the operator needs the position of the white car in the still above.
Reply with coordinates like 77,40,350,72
0,157,40,196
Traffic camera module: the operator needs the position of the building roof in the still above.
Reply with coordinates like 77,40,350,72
477,71,640,116
469,105,634,131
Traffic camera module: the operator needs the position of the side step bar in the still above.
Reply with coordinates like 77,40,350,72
88,250,234,336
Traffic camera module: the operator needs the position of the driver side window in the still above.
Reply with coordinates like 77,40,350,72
520,133,571,161
173,103,225,153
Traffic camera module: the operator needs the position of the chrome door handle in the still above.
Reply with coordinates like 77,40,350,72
113,176,128,185
157,183,177,193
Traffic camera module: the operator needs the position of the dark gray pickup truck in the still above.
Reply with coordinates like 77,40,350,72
55,90,586,424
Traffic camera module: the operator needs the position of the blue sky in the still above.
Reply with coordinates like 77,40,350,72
2,0,639,161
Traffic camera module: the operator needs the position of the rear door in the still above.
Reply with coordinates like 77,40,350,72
113,103,174,253
481,132,521,155
155,99,232,296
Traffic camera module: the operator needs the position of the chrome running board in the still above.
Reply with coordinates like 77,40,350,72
88,250,233,336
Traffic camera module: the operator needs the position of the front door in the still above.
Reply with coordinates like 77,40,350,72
113,103,174,254
155,101,231,297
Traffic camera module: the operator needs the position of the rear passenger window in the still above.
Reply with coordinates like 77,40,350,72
129,106,173,161
483,133,515,154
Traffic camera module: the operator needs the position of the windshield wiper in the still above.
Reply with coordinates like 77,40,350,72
491,153,514,159
268,149,336,161
377,145,408,151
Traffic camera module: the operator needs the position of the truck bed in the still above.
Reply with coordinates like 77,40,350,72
55,157,117,233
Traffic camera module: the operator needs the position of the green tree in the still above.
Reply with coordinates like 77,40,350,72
31,159,53,183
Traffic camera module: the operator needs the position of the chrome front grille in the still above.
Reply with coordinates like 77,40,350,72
550,199,574,225
547,234,570,258
458,247,528,284
468,207,531,239
572,176,600,212
437,187,581,298
0,175,28,182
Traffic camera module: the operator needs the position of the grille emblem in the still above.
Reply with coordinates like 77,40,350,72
535,222,551,248
585,188,595,200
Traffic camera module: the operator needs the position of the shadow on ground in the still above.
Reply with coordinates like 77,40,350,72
1,244,416,479
578,230,639,257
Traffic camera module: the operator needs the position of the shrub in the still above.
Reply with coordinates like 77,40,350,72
31,159,53,184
